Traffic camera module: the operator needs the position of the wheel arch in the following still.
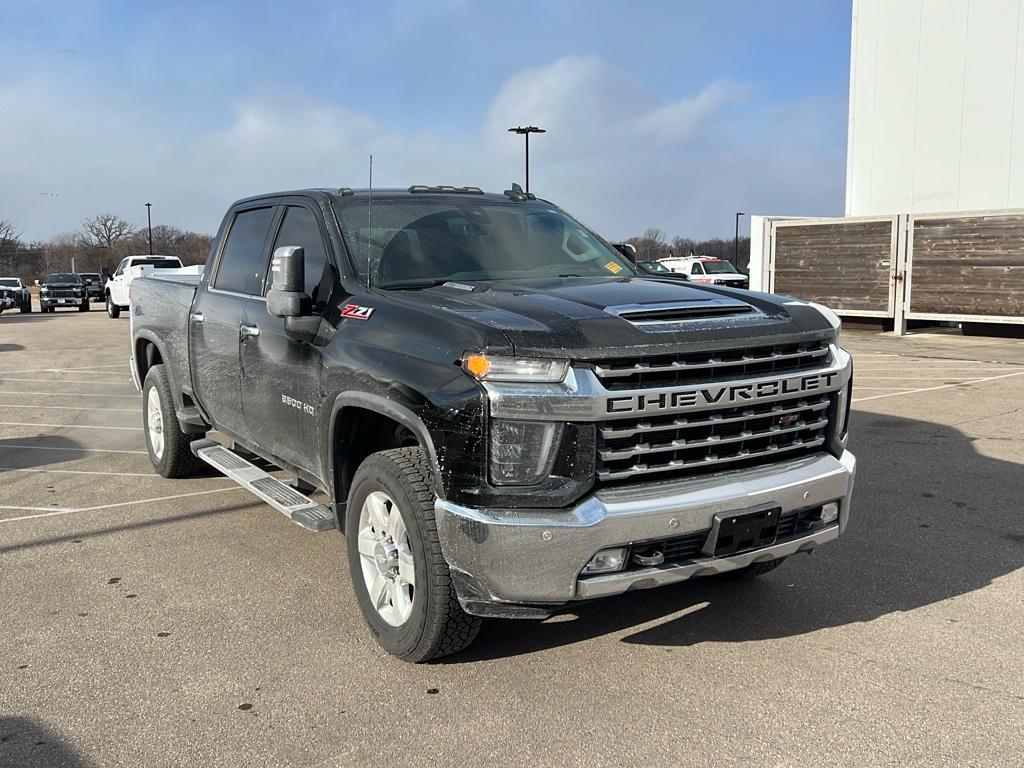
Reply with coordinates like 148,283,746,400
328,393,444,525
133,333,173,400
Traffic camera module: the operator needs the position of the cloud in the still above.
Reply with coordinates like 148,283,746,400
0,56,845,243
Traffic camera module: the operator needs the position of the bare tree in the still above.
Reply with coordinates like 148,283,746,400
627,227,670,261
81,213,135,250
0,220,24,275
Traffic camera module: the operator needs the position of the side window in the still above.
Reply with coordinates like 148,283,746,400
214,207,275,295
691,263,704,275
113,259,127,277
267,206,332,308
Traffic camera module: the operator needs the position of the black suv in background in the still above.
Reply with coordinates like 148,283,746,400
79,272,105,302
39,273,89,312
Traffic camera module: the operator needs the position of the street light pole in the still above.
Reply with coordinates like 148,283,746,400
145,202,153,255
734,212,745,268
507,126,546,193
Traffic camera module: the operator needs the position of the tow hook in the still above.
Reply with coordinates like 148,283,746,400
632,550,665,567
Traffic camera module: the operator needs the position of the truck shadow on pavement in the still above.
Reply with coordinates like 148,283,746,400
0,717,94,768
0,436,90,473
454,410,1024,661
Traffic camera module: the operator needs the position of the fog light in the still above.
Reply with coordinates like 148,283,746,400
582,547,628,575
821,502,840,525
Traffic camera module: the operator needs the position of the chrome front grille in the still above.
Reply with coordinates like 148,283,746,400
592,339,830,390
595,393,833,483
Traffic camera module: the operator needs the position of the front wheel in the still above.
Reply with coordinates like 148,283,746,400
142,364,205,478
346,447,481,662
78,301,90,312
106,296,120,318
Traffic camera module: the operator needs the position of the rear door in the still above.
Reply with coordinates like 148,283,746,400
190,204,277,438
240,200,336,477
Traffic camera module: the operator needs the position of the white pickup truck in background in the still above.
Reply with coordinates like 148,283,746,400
105,255,202,318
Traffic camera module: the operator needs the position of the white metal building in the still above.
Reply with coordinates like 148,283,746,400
846,0,1024,216
750,0,1024,332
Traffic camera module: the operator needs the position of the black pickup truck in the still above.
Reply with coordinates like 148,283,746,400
129,186,856,662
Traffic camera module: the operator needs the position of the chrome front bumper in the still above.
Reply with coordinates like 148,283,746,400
435,450,856,616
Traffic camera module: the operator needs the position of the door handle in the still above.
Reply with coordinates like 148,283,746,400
190,311,204,323
240,323,260,338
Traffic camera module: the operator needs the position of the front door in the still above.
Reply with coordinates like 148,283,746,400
240,203,335,479
191,204,277,438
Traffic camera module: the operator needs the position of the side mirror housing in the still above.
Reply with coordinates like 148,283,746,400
266,246,311,318
614,243,637,263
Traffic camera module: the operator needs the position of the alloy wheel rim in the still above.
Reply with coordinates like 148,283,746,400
146,387,164,460
357,491,415,627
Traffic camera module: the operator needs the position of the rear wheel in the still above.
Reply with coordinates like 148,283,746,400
346,447,481,662
106,295,120,318
142,364,205,478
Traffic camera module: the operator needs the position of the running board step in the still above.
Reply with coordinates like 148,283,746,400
190,438,335,532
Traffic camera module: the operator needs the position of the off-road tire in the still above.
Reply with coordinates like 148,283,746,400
346,447,481,662
106,295,120,318
142,364,205,478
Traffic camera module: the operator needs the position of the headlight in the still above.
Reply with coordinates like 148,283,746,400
463,354,569,383
490,419,563,485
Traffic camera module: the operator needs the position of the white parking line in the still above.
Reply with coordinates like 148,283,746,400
0,403,137,412
853,370,1024,402
0,391,140,399
0,421,142,431
14,363,126,374
0,443,147,454
0,378,132,385
0,486,244,523
855,376,1009,380
0,467,158,477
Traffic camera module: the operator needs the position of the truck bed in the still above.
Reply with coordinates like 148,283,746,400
130,274,199,402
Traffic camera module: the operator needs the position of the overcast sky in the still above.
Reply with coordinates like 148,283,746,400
2,0,851,243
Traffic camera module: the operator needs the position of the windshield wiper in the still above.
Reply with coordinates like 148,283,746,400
378,278,461,291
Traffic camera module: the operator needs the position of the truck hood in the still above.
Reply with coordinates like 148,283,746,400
393,276,833,359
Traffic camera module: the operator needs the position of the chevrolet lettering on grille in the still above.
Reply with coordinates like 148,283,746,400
605,371,841,415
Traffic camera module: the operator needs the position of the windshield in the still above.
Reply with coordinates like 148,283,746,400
131,259,181,269
641,262,671,273
701,260,741,275
0,278,18,287
334,198,634,287
44,273,81,283
80,273,100,280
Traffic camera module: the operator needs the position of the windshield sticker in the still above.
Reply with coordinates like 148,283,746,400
604,261,623,274
341,304,374,320
442,281,476,292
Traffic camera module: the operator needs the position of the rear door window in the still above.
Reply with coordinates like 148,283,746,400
214,207,275,295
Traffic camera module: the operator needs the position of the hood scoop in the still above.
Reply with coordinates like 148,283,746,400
610,300,755,328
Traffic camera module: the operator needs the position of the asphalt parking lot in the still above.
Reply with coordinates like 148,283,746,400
2,304,1023,768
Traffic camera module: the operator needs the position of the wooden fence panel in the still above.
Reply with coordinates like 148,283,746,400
909,213,1024,318
772,220,895,314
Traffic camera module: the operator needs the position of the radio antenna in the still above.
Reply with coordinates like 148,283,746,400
367,153,374,289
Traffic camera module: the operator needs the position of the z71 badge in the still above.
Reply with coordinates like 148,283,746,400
341,304,374,320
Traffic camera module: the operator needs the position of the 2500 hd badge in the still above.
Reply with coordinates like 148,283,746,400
606,371,840,415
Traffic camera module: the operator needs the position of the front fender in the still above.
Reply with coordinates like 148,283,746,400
326,391,446,502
